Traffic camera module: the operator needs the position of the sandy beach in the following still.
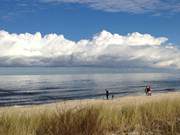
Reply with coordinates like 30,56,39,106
1,91,179,115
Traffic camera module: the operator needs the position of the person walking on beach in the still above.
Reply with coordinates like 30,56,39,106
145,85,152,96
105,89,109,100
145,86,148,94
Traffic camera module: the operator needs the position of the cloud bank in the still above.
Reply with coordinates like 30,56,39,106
41,0,180,14
0,30,180,70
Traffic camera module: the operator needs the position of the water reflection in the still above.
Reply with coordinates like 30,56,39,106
0,67,179,106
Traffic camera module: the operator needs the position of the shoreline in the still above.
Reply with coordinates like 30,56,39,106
0,91,179,112
0,89,178,107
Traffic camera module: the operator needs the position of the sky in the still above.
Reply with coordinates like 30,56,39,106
0,0,180,70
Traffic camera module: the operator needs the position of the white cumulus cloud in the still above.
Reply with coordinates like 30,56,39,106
0,30,180,70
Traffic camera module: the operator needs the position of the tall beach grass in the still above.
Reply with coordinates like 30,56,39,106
0,92,179,135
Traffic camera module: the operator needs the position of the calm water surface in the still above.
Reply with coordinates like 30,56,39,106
0,67,179,106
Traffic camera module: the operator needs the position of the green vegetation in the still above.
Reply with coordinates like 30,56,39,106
0,94,180,135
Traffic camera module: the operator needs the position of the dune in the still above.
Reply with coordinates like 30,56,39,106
0,92,179,135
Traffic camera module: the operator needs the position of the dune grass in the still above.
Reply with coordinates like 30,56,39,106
0,93,180,135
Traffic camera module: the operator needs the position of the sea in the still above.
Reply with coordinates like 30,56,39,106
0,67,179,106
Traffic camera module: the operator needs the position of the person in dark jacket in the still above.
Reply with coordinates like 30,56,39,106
105,89,109,100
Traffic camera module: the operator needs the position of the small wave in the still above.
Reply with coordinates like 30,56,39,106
155,88,176,92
